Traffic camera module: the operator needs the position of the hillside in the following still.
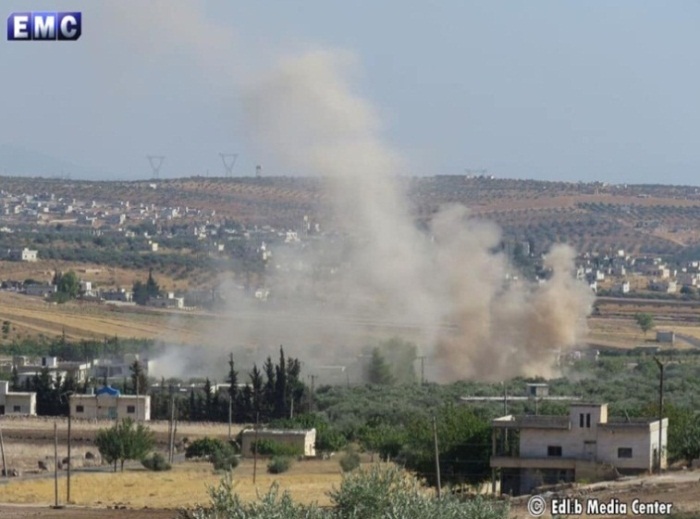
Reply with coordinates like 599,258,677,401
3,175,700,256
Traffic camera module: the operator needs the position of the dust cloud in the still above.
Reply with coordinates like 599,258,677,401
154,50,593,383
165,51,592,382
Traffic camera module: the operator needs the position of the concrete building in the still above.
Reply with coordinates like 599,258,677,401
146,294,184,309
656,331,675,344
490,403,667,495
240,428,316,458
6,248,38,262
91,354,153,382
69,386,151,421
24,284,57,297
13,356,91,385
0,381,36,415
101,288,133,302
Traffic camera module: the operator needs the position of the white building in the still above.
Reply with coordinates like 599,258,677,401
91,353,153,381
0,381,36,415
101,288,133,302
490,403,667,495
13,356,91,385
615,281,630,294
146,294,184,309
69,386,151,421
7,248,38,262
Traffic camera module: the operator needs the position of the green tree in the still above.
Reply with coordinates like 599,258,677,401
129,360,148,395
146,268,160,298
635,313,655,337
274,347,288,419
377,337,417,384
10,365,20,391
263,356,276,419
132,280,148,305
95,418,155,472
367,348,395,386
57,270,80,299
249,364,264,419
227,353,238,419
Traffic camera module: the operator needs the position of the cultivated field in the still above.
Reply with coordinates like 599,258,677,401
4,175,700,254
0,290,211,344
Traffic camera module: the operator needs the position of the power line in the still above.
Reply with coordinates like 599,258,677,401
146,155,165,180
219,153,238,178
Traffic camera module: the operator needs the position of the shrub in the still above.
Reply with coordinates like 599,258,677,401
185,437,227,459
252,438,303,457
211,448,239,471
141,452,171,471
338,448,361,473
177,466,509,519
267,456,292,474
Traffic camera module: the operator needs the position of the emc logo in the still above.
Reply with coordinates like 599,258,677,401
7,12,82,41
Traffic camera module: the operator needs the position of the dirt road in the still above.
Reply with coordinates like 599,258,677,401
0,505,175,519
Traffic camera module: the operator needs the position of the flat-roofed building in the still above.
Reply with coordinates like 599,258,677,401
0,381,36,415
491,403,667,495
69,386,150,421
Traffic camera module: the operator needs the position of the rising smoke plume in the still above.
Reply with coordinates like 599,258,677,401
81,3,592,382
233,50,594,383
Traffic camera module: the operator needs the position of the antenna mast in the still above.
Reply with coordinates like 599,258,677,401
146,155,166,180
219,153,238,178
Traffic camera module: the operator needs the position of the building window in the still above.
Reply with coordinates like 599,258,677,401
618,447,633,459
76,405,84,413
547,446,563,457
579,414,584,427
127,405,136,414
586,413,591,428
13,405,21,413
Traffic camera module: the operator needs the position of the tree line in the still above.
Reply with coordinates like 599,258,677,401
150,347,306,423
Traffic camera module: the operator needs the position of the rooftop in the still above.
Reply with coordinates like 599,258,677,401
241,428,315,436
492,415,570,430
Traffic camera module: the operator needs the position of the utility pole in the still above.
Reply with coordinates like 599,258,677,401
169,392,176,464
309,375,317,412
53,421,59,508
0,420,7,478
417,356,426,385
432,415,441,499
654,357,665,474
503,381,508,447
67,410,72,503
253,412,259,485
228,397,232,442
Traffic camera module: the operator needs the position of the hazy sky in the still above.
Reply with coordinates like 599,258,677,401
2,1,699,184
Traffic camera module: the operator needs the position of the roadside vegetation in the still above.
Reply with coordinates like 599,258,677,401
178,465,510,519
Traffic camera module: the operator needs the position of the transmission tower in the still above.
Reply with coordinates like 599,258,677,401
219,153,238,178
146,155,166,180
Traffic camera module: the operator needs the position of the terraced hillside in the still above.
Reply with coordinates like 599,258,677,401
3,175,700,255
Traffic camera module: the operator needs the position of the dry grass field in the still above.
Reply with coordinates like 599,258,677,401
0,290,210,344
0,458,346,509
586,317,700,350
